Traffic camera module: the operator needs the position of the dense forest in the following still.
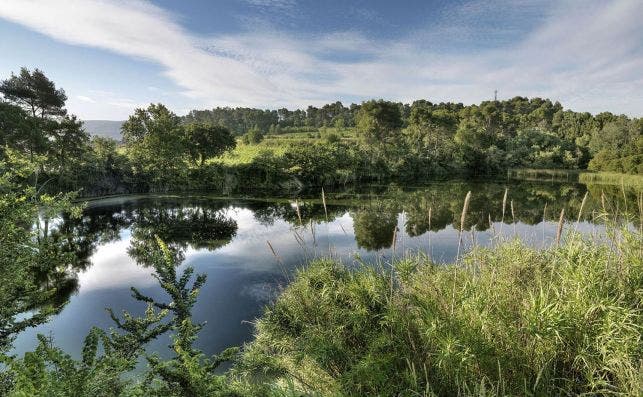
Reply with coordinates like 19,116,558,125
1,68,641,199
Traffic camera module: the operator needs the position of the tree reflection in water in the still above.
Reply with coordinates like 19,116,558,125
35,179,636,322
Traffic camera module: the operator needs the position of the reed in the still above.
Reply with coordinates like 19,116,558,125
266,240,281,263
508,168,578,181
578,171,643,189
391,226,398,254
321,187,328,222
501,188,508,223
242,226,642,396
500,188,508,236
542,203,547,247
601,190,607,213
638,191,643,236
456,191,472,262
576,191,588,226
428,206,432,255
555,208,565,246
309,219,316,246
294,199,302,225
510,199,516,235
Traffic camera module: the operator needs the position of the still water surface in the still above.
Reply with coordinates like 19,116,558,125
13,180,625,360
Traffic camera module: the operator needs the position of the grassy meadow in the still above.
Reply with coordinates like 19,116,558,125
210,127,356,166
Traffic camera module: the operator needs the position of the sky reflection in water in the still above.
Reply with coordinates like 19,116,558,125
12,181,624,360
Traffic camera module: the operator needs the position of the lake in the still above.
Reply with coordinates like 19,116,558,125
11,179,632,362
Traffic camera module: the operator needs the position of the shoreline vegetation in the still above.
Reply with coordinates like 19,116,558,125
2,187,641,396
1,68,642,395
70,169,642,204
508,168,643,189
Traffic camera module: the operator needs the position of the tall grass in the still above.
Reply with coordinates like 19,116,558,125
236,225,642,396
507,168,579,182
509,168,643,191
579,171,643,190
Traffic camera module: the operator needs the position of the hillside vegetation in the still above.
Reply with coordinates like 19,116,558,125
1,68,641,198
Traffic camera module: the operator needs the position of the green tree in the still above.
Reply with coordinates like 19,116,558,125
241,125,264,145
355,100,403,145
406,101,459,172
333,116,345,131
0,101,47,157
121,104,187,187
183,123,235,166
507,128,580,169
0,67,67,118
47,116,91,186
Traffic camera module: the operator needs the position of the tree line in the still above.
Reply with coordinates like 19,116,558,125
1,67,641,199
187,97,641,174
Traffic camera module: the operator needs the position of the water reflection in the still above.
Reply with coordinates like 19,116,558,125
11,180,638,360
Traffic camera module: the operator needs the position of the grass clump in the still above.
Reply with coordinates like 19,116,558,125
237,231,642,396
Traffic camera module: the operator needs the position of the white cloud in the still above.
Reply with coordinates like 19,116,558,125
76,95,95,103
0,0,641,116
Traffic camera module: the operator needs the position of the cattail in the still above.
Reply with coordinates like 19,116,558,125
321,187,328,221
293,229,305,248
501,188,508,223
460,191,472,234
621,177,628,212
470,225,477,248
391,226,398,253
456,191,472,261
555,208,565,246
542,203,547,247
601,190,607,213
267,240,282,263
309,219,316,246
576,191,588,225
638,191,643,237
294,200,302,225
428,206,433,255
511,200,516,235
339,222,347,235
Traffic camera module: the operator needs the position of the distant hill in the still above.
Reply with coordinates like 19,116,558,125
82,120,124,140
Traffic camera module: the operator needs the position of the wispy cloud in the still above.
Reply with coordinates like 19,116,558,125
244,0,297,10
76,95,95,103
0,0,641,116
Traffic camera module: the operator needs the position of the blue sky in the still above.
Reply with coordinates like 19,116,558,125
0,0,642,120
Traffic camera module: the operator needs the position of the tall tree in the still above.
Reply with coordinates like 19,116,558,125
355,100,403,145
0,67,67,118
183,123,236,166
121,104,187,186
47,116,91,186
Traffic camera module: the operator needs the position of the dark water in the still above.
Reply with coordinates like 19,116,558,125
11,179,633,360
